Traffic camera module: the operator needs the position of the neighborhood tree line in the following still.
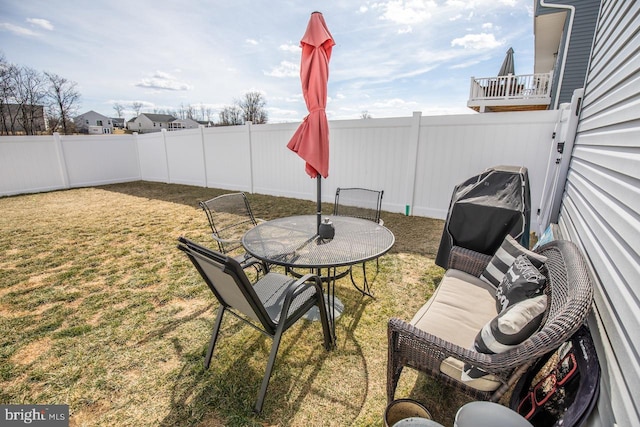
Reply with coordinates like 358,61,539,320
1,53,268,135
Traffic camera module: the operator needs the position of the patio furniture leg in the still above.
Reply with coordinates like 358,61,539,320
349,259,379,298
205,305,226,369
254,321,286,413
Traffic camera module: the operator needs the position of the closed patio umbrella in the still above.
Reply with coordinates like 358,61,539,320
498,47,515,76
287,11,335,234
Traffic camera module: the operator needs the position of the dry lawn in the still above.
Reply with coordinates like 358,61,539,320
0,181,473,426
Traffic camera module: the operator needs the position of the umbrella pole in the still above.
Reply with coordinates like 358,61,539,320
317,175,322,235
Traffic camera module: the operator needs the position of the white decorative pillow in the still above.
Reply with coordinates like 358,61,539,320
480,235,547,288
462,295,547,382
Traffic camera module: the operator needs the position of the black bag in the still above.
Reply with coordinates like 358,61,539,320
509,325,600,427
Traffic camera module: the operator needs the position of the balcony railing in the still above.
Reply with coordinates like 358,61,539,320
467,72,553,112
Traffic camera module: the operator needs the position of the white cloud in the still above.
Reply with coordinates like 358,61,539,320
135,71,192,91
375,0,437,25
482,22,493,29
280,43,300,53
0,23,38,36
372,98,419,109
264,61,298,78
398,26,413,34
451,33,502,49
26,18,53,31
245,38,258,45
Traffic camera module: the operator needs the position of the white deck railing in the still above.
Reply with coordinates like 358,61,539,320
469,72,553,102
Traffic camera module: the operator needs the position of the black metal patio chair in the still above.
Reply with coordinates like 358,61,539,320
177,237,334,413
199,192,268,276
333,187,384,297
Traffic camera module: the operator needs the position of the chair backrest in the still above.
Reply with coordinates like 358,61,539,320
177,237,275,332
333,187,383,224
504,239,594,364
199,192,258,254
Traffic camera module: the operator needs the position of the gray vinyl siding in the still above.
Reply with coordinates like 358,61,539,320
557,1,640,426
537,0,600,107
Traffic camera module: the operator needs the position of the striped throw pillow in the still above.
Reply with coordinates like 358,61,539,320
480,235,547,288
462,295,547,382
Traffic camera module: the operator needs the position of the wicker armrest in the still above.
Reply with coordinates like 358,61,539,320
388,317,493,369
447,246,492,277
387,317,519,402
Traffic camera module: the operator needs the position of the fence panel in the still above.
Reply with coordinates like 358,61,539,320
137,132,169,183
61,134,139,188
0,110,562,223
412,111,560,219
0,136,66,196
164,128,206,187
203,125,254,192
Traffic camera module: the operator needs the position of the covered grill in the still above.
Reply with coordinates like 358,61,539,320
435,166,531,268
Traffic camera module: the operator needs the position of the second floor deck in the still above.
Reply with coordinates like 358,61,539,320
467,72,553,113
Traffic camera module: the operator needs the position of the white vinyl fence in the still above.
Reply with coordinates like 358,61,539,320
1,110,564,223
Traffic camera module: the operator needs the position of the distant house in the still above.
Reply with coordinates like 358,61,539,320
111,118,125,129
197,120,214,128
127,113,175,133
0,103,46,135
127,113,200,133
74,111,113,134
168,118,200,131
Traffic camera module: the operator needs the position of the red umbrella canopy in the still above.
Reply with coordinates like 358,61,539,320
287,12,335,179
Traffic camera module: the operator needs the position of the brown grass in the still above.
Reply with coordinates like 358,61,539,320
0,181,473,426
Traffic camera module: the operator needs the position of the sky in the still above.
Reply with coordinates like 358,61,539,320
0,0,535,123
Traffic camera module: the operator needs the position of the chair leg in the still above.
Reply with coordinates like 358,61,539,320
205,305,226,370
254,323,286,413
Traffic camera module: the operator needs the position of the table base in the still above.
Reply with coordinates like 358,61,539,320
304,294,344,322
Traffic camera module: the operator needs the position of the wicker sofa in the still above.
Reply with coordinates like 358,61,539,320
387,239,594,403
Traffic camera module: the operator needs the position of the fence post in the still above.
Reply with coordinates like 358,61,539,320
161,129,171,184
404,111,422,215
53,132,70,189
199,125,208,187
245,121,254,194
132,132,142,181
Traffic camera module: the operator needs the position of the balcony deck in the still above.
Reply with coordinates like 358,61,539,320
467,72,552,113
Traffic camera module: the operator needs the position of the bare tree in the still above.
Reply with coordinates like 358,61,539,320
185,104,196,120
237,91,268,124
0,56,20,135
113,103,125,118
45,72,80,135
218,105,243,126
131,102,143,116
14,66,47,135
361,111,372,119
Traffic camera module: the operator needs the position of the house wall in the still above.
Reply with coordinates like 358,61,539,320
537,0,600,108
75,111,113,132
557,1,639,425
127,114,169,133
2,111,563,225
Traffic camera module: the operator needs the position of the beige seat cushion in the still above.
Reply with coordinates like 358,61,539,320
410,269,501,391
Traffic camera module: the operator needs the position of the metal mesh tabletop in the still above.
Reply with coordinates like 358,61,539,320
242,215,395,269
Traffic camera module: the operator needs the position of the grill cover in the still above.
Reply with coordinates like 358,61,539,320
435,166,531,268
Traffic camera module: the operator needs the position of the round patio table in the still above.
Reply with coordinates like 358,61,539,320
242,215,395,342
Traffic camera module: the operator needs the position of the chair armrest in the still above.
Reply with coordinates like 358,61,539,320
447,246,492,277
388,318,494,370
211,234,241,245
